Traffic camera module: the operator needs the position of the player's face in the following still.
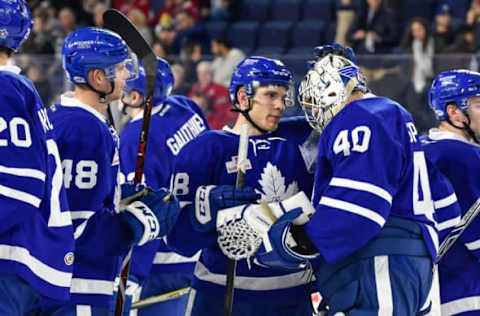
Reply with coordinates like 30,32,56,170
467,96,480,135
249,85,287,132
110,62,130,101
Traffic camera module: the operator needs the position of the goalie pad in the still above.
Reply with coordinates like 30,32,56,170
216,191,316,261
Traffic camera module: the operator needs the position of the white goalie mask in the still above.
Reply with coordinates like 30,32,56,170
298,54,366,131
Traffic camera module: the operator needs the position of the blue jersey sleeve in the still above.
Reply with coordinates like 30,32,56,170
167,134,219,257
0,74,49,233
305,106,403,263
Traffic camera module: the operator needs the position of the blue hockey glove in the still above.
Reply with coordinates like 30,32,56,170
254,208,319,270
312,43,356,63
193,185,260,232
120,183,180,246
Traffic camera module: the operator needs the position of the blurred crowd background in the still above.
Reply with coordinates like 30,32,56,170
19,0,480,133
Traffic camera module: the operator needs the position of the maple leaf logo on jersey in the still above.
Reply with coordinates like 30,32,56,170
256,162,298,202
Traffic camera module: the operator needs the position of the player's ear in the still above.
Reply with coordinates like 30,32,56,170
446,103,466,124
237,87,249,111
87,68,106,89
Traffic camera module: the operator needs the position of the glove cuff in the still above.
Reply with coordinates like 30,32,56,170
194,185,216,227
123,201,160,246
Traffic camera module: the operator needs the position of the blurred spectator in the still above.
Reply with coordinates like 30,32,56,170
26,63,52,105
93,2,108,27
191,90,213,115
188,61,236,129
21,7,54,54
172,9,210,55
335,0,356,46
128,8,153,45
152,40,169,58
211,36,245,88
52,7,77,59
466,0,480,50
171,63,191,96
401,17,434,93
209,0,230,21
444,25,476,53
155,0,199,25
154,23,176,55
113,0,151,22
346,0,399,54
433,3,455,53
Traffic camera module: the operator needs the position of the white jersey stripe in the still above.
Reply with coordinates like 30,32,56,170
320,196,386,227
0,244,71,287
70,211,95,221
0,165,46,181
434,193,458,209
436,215,461,231
185,289,197,316
330,177,392,204
194,261,314,291
441,296,480,315
70,278,115,295
465,239,480,251
0,184,41,207
76,305,92,316
375,256,393,316
153,251,200,264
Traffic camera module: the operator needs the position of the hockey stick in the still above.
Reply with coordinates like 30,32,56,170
102,9,158,316
130,286,191,310
223,123,250,316
435,197,480,263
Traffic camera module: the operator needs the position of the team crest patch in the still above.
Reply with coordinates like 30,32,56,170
64,252,74,265
225,155,252,174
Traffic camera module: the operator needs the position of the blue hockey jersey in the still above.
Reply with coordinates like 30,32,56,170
119,95,209,280
0,67,74,301
168,117,316,304
49,94,133,307
305,97,439,265
422,129,480,315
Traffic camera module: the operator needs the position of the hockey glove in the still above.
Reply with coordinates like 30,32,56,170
215,191,316,261
120,183,181,246
254,209,320,270
193,185,260,232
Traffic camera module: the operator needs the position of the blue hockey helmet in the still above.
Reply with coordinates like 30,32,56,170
124,57,173,104
153,57,174,105
62,27,136,85
124,62,146,95
429,70,480,120
0,0,32,51
229,56,295,108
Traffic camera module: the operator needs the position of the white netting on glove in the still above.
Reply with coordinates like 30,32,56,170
217,218,263,261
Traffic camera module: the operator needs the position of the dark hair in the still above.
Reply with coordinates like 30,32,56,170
212,35,231,49
0,46,13,57
401,17,432,52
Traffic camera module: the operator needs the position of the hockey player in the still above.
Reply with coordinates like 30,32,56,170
422,70,480,316
43,27,182,315
119,58,209,316
248,53,443,315
0,0,75,314
167,56,318,316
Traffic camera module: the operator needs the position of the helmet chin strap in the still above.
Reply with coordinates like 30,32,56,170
232,98,269,134
446,113,480,144
86,80,115,104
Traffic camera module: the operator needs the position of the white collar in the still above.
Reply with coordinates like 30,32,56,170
60,92,107,123
428,128,475,145
0,64,21,74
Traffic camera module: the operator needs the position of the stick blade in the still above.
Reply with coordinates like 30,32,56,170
102,9,157,97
